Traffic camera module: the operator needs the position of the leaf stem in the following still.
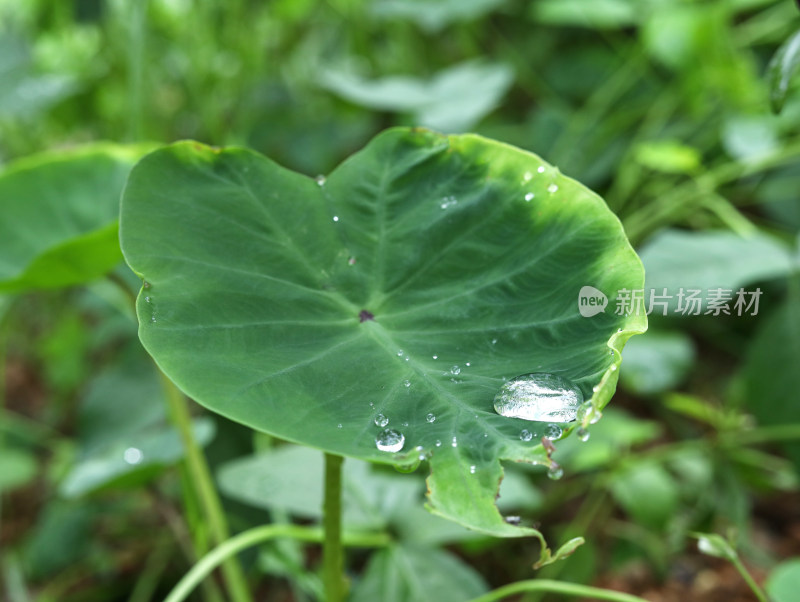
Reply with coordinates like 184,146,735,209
163,524,391,602
323,452,347,602
159,371,253,602
730,555,769,602
466,579,650,602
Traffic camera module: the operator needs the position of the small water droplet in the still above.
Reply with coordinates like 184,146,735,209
426,413,436,423
404,357,409,362
451,436,458,447
576,401,602,425
483,432,488,438
432,355,438,360
547,464,564,480
123,447,143,465
523,171,532,182
435,439,442,447
369,402,375,408
469,465,476,474
610,364,617,372
375,428,404,453
440,196,458,209
493,373,584,422
401,421,409,427
143,281,150,289
548,184,559,193
337,423,343,429
520,429,533,442
397,350,404,357
404,380,411,388
492,338,498,345
315,175,326,186
332,216,339,222
525,192,534,202
505,515,521,525
544,424,563,439
150,316,157,323
374,413,389,427
465,362,471,367
348,256,356,266
592,385,599,393
577,427,590,442
144,296,151,303
537,165,546,173
450,365,460,375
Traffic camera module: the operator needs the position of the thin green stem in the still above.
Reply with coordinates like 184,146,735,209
159,372,253,602
730,556,769,602
323,453,346,602
164,524,391,602
466,579,649,602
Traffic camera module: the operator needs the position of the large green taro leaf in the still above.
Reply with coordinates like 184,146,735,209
120,128,646,539
0,144,149,293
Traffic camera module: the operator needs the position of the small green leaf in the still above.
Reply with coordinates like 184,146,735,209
350,545,488,602
120,128,645,537
768,29,800,114
0,144,149,293
533,537,585,569
610,462,680,529
767,558,800,602
633,140,701,175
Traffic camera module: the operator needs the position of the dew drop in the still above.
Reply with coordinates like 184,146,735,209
610,364,617,372
144,296,151,303
332,216,339,222
435,439,442,447
577,427,590,442
397,350,404,357
315,175,326,186
451,436,458,448
520,429,533,442
469,465,476,474
401,421,409,427
450,365,461,375
432,355,438,360
404,380,411,388
523,171,532,182
337,423,343,429
374,413,389,427
150,316,157,323
525,192,535,202
537,165,546,173
505,515,521,525
465,362,471,367
123,447,143,465
544,424,563,440
440,196,458,209
548,184,559,193
426,413,436,423
143,281,150,289
493,373,583,422
492,338,498,345
547,464,564,480
348,256,356,266
375,429,404,453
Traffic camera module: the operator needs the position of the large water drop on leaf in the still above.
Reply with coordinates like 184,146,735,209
375,428,404,453
493,373,584,422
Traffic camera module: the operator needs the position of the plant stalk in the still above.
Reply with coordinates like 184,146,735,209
323,452,347,602
730,556,769,602
164,524,391,602
466,579,650,602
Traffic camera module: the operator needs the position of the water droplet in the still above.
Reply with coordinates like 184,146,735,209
520,429,533,442
143,281,150,289
451,436,458,447
369,402,375,408
548,184,559,193
450,365,460,375
315,175,326,186
401,421,409,427
404,357,409,362
492,338,498,345
332,216,339,222
577,401,602,425
397,350,404,357
610,364,617,372
404,380,411,388
144,296,151,303
432,355,438,360
375,429,404,453
440,196,458,209
348,256,356,266
525,192,535,202
577,427,590,442
435,439,442,447
523,171,533,182
537,165,546,173
483,432,488,438
547,464,564,480
592,385,599,393
426,413,436,423
505,515,521,525
493,373,584,422
337,423,343,429
150,316,157,323
374,413,389,427
123,447,143,465
469,465,476,474
465,362,471,367
544,424,563,439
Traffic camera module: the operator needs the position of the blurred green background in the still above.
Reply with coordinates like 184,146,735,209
2,1,800,601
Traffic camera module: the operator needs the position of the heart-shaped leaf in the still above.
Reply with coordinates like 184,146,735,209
0,144,149,293
120,128,645,539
